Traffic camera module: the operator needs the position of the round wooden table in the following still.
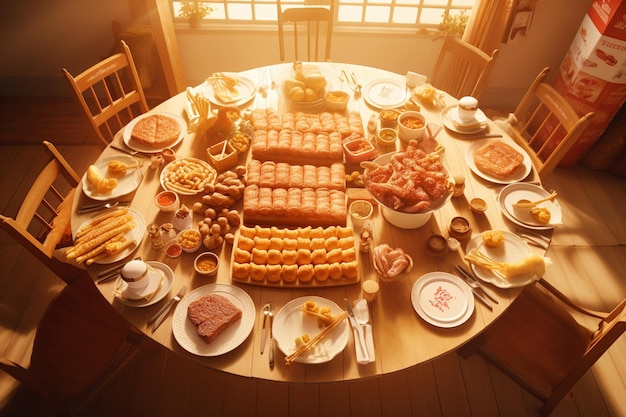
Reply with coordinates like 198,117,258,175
71,62,549,383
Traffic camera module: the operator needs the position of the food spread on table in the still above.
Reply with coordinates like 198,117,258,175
74,64,559,363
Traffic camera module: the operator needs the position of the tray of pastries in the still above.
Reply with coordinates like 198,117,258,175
231,225,359,287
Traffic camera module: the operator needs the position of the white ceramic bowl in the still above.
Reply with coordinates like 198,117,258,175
194,252,219,276
324,90,349,111
177,229,202,253
364,152,452,229
397,111,426,142
349,200,374,226
155,190,179,212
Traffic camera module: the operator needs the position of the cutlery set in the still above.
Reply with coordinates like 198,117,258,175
149,285,187,332
454,265,499,310
78,200,131,214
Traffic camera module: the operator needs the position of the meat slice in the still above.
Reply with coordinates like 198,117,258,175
473,141,524,179
187,294,242,344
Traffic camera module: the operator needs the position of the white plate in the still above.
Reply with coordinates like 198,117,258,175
200,73,256,107
159,157,216,195
113,261,173,307
123,112,187,153
75,208,145,264
273,296,349,364
81,155,145,201
411,272,474,328
466,230,536,288
465,139,532,184
363,78,407,109
172,283,255,357
441,105,488,134
498,183,562,229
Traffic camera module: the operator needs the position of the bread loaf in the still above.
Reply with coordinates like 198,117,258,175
187,294,242,344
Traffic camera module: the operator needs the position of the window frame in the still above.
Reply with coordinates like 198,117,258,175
171,0,473,33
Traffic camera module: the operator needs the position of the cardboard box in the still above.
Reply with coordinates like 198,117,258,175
552,0,626,166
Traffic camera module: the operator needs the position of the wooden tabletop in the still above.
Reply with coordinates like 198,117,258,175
71,62,548,383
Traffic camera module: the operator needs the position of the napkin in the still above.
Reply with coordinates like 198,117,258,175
353,299,375,364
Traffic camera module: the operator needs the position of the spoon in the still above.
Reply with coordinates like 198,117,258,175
513,191,558,210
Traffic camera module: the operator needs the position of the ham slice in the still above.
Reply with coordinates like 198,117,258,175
187,294,242,344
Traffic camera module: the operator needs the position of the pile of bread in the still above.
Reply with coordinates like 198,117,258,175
232,225,358,285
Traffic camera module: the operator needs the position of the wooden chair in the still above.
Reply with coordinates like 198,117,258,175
460,278,626,416
508,67,595,180
430,33,499,100
0,268,146,415
62,40,149,149
277,0,335,62
0,141,81,281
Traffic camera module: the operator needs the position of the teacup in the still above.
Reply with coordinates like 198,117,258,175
120,259,151,294
457,96,479,123
457,96,478,123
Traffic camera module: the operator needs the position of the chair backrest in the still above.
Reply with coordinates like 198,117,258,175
464,278,626,416
62,40,149,149
277,0,335,62
510,67,595,180
0,141,81,281
430,33,498,100
0,270,143,413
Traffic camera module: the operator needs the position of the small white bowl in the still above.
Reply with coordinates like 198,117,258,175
155,190,179,212
397,111,426,142
349,200,374,226
177,229,202,253
324,90,349,111
194,252,219,276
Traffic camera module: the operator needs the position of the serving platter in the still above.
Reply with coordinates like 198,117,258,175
200,73,257,107
498,182,562,229
465,230,536,288
465,139,532,184
123,112,186,153
75,208,145,264
411,272,474,328
172,283,255,357
81,155,145,201
113,261,173,307
440,105,488,135
272,296,349,364
362,78,407,109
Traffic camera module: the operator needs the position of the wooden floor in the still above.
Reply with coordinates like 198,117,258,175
1,99,626,417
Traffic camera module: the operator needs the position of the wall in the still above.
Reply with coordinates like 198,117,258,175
1,0,593,111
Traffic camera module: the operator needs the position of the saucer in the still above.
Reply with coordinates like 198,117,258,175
114,262,173,306
441,106,488,134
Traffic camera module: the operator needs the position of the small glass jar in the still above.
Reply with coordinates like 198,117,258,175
452,173,465,197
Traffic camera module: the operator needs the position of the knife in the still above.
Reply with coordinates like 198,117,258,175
344,298,369,361
149,285,187,332
110,144,149,158
454,270,493,310
455,265,499,304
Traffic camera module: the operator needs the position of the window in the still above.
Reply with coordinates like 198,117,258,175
172,0,473,31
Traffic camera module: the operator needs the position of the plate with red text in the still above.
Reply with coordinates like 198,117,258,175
411,272,474,328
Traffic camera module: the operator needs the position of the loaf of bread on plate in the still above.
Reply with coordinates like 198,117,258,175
473,140,524,179
187,294,242,344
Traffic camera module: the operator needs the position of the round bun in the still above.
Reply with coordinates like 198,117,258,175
121,259,148,282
